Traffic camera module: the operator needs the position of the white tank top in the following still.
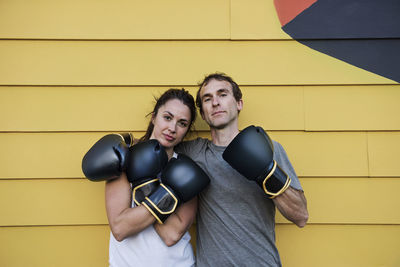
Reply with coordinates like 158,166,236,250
109,153,195,267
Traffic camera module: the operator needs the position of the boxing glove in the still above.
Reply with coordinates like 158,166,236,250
142,154,210,224
222,125,291,198
125,139,168,205
82,133,133,181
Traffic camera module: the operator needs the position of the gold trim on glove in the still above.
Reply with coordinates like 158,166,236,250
115,133,125,141
142,202,163,224
115,132,134,146
127,133,134,146
262,160,291,198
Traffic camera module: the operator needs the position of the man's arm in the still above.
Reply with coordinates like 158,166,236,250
272,141,309,227
273,187,308,227
222,126,309,227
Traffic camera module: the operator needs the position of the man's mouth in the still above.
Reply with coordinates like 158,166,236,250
212,111,225,116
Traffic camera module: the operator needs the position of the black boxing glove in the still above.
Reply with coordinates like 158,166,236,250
222,125,291,198
82,133,133,181
125,139,168,205
142,154,210,224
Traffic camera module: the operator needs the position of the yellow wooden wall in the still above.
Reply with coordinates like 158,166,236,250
1,1,399,266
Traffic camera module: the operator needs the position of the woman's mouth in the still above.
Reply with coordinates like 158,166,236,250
163,133,175,141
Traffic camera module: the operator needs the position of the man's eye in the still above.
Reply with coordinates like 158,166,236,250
203,98,210,102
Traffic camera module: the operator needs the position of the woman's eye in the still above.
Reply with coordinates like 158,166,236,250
178,121,188,128
164,116,172,120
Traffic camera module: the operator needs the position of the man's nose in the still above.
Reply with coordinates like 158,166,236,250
212,97,219,106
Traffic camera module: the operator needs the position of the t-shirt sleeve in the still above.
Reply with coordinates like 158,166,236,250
273,141,303,191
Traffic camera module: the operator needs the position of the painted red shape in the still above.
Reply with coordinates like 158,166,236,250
274,0,318,26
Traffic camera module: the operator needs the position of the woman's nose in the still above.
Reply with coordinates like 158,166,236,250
168,122,176,133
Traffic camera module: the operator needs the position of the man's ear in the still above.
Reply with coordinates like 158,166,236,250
200,110,205,120
237,99,243,112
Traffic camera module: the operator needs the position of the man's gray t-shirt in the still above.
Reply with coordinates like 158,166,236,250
176,137,302,267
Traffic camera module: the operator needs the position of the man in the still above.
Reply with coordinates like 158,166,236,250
176,72,308,266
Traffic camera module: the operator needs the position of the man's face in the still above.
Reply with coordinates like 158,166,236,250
199,79,243,129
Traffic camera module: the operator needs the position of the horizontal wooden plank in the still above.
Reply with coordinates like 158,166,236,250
304,85,400,131
276,224,400,267
1,178,399,226
0,0,230,39
0,86,303,131
276,178,400,224
1,0,396,42
0,225,109,267
0,132,111,179
2,85,399,132
0,40,392,86
0,179,107,226
0,86,186,132
0,224,399,267
368,132,400,177
239,86,304,130
0,131,372,179
270,131,369,177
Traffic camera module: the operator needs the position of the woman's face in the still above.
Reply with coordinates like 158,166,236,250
150,99,192,152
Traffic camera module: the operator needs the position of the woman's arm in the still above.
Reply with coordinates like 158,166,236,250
154,197,197,247
105,172,156,241
272,187,309,228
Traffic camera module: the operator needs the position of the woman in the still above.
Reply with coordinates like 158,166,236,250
105,88,198,266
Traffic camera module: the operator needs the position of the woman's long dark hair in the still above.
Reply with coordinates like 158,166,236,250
139,88,196,142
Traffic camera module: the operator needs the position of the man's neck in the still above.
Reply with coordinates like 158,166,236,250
210,123,240,147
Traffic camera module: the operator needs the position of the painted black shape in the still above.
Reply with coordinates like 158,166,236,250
298,39,400,82
283,0,400,39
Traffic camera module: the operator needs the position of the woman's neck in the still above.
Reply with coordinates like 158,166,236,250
165,147,174,160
